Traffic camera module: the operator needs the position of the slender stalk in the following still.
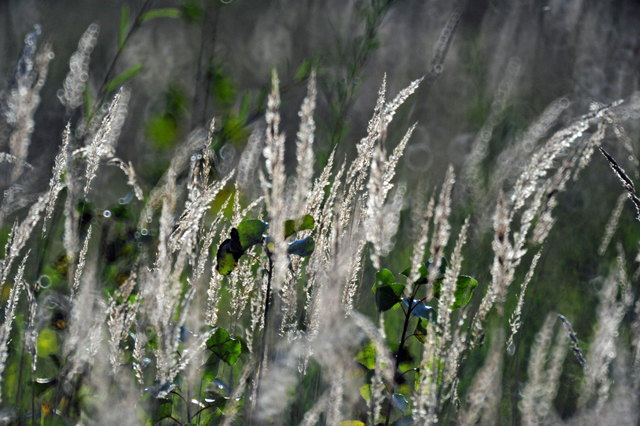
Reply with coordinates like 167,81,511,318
383,280,421,425
254,251,273,416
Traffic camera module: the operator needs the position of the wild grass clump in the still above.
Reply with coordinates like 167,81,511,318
1,3,640,425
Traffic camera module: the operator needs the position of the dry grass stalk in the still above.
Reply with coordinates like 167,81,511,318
599,146,640,223
507,249,543,349
578,245,634,411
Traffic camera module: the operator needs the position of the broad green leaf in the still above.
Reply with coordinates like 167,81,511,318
202,354,220,382
451,275,479,309
339,422,365,426
283,214,315,238
433,275,479,309
118,4,130,50
355,342,376,370
287,236,315,257
207,328,242,366
392,393,409,413
359,384,371,403
140,8,181,23
403,298,433,320
236,219,268,250
372,269,404,311
105,63,142,93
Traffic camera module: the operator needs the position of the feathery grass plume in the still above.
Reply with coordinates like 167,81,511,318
510,120,588,215
557,313,586,367
168,168,234,261
531,117,608,245
106,158,144,201
75,87,130,196
304,148,335,218
340,75,421,233
22,284,38,388
193,209,226,282
414,319,439,424
578,245,634,411
408,194,435,293
426,165,455,298
0,194,47,289
342,239,366,315
365,123,415,268
293,70,317,212
0,252,28,402
459,332,504,426
60,259,106,395
474,190,510,335
599,193,627,255
59,23,99,110
5,26,54,182
206,261,224,327
106,271,139,373
507,249,542,350
599,146,640,223
260,70,289,288
138,127,208,230
437,217,469,350
132,325,147,385
72,224,92,297
519,313,569,425
43,122,71,234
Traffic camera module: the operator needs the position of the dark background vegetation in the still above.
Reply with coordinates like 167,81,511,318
2,0,640,422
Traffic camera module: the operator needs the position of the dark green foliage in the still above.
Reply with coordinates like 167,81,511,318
372,269,405,311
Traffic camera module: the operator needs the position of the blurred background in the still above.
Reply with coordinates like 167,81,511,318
2,0,640,420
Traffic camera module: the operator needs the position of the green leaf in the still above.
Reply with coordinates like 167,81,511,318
216,228,244,275
202,354,220,382
359,384,371,403
339,422,365,426
236,219,268,250
287,236,315,257
283,214,315,238
451,275,479,309
207,328,242,366
139,8,181,23
118,4,130,50
355,342,376,370
372,269,405,311
105,63,142,93
294,59,311,82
